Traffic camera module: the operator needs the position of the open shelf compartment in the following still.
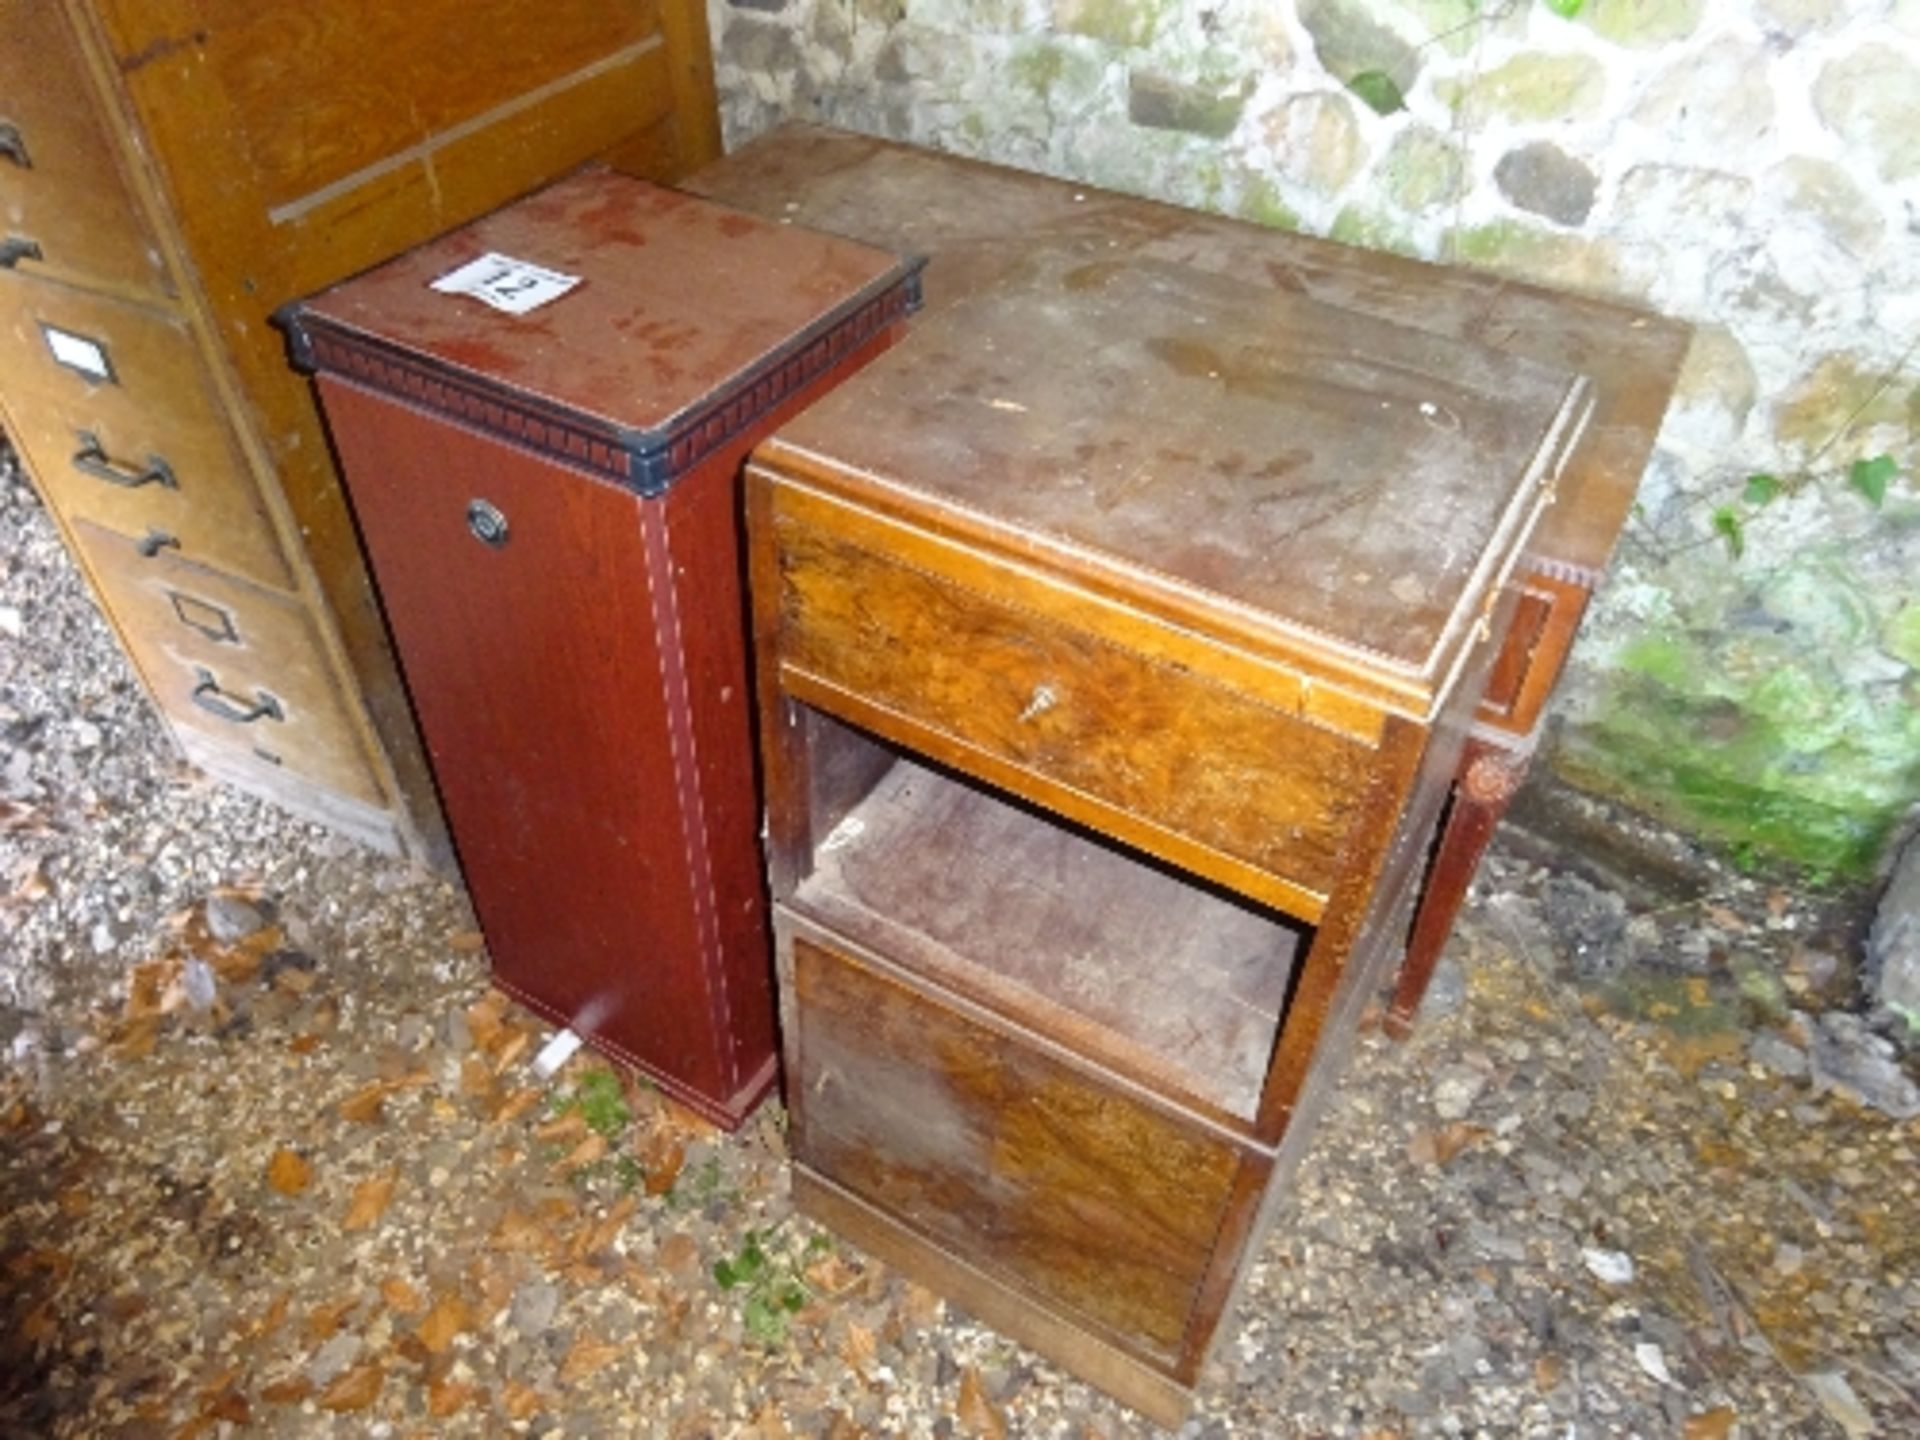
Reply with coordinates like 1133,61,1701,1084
783,710,1309,1123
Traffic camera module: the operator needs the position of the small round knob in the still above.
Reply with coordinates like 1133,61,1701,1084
466,498,509,548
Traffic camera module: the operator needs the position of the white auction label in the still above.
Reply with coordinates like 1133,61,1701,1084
430,252,581,316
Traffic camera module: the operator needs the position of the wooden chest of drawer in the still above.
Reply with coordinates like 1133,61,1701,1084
0,0,727,859
0,0,170,299
748,245,1594,1419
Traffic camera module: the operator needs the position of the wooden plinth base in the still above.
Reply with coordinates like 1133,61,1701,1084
794,1166,1195,1429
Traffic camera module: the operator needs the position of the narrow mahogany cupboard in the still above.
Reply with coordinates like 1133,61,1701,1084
282,171,921,1127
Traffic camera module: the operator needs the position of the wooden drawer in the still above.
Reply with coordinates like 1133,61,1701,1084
0,0,172,298
781,924,1254,1369
1475,569,1590,737
0,283,292,590
68,517,383,806
765,487,1377,919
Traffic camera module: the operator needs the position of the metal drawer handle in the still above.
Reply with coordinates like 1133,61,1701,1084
0,123,30,169
73,432,178,490
135,528,180,558
191,669,283,725
0,235,43,269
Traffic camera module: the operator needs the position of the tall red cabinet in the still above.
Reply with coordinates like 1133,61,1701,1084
282,170,920,1126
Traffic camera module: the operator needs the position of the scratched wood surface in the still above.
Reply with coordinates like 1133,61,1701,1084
764,251,1586,683
792,753,1301,1121
768,495,1378,912
294,169,908,436
782,928,1251,1368
685,124,1690,581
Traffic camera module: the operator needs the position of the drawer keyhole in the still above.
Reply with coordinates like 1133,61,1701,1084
1018,683,1059,723
467,498,510,548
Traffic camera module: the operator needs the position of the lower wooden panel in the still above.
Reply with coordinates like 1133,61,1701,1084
795,1166,1196,1430
782,922,1260,1373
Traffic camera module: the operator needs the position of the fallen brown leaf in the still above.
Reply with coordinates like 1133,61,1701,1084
1533,1354,1566,1390
490,1207,550,1255
1683,1407,1738,1440
259,1376,313,1405
317,1364,383,1413
492,1087,541,1125
343,1170,398,1231
841,1321,877,1375
534,1111,587,1144
337,1082,391,1124
380,1276,424,1315
573,1195,639,1261
418,1291,470,1355
253,1289,292,1337
304,1297,360,1342
1407,1121,1487,1168
559,1335,625,1384
427,1378,477,1418
466,992,508,1049
956,1365,1007,1440
459,1056,496,1098
638,1130,686,1197
492,1029,532,1073
199,1389,250,1425
448,929,488,953
501,1381,544,1420
553,1132,608,1174
657,1232,700,1278
752,1401,793,1440
265,1147,313,1197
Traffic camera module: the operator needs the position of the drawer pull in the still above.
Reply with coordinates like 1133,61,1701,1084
73,432,178,490
0,235,43,269
135,528,180,558
191,670,283,725
0,123,29,168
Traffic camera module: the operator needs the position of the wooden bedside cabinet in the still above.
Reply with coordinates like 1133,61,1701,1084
686,126,1690,1045
746,250,1593,1421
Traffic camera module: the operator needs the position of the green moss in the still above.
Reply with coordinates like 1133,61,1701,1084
1449,219,1621,295
1010,43,1066,98
1054,0,1166,48
1238,177,1300,232
1329,205,1417,255
1567,622,1920,882
1882,599,1920,668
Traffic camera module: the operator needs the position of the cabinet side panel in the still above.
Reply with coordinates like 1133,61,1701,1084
314,379,731,1104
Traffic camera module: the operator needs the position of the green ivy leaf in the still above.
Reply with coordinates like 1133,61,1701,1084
1711,506,1745,560
1742,473,1781,507
1540,0,1584,16
713,1258,738,1289
1847,453,1897,508
1346,70,1406,117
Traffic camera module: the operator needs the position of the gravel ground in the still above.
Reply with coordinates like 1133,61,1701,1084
3,452,1917,1439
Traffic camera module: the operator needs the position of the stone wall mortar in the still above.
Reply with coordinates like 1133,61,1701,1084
709,0,1920,880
